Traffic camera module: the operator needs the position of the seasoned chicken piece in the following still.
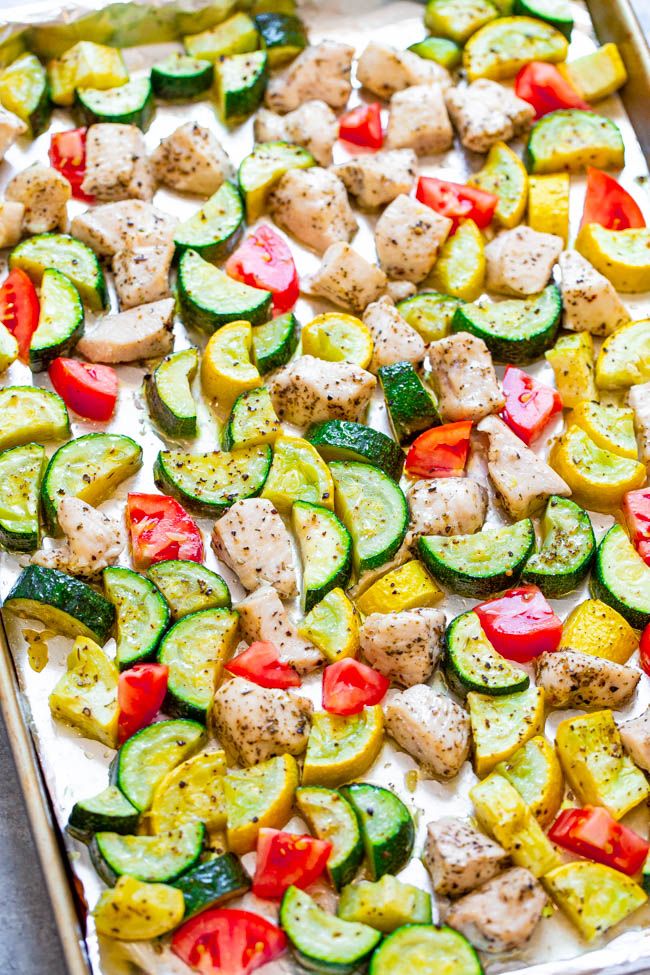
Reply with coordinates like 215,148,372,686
375,194,452,282
619,707,650,772
363,296,425,373
32,498,124,577
559,250,630,337
360,608,445,687
385,84,453,155
236,586,323,674
332,149,417,210
446,80,535,153
71,201,177,258
265,41,354,112
0,106,26,159
535,649,640,710
309,243,387,312
269,167,357,254
6,164,70,234
428,333,504,422
630,382,650,466
255,101,338,166
477,415,570,519
82,124,153,202
356,40,451,98
76,298,174,363
446,868,547,952
485,226,563,297
212,499,296,598
151,122,232,195
384,684,470,778
270,354,376,425
424,818,509,897
0,201,24,248
112,241,173,309
407,478,488,541
213,676,312,766
385,280,417,302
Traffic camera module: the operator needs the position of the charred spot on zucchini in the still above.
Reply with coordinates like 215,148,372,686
0,442,45,552
339,783,415,881
214,51,268,123
591,524,650,629
177,248,271,333
29,268,84,372
90,822,205,885
150,53,214,100
147,560,231,620
67,785,139,841
145,347,199,439
222,386,280,450
522,495,595,597
525,110,625,174
292,500,352,611
445,610,529,696
252,311,299,374
173,181,244,264
172,852,251,918
0,386,69,453
103,566,170,671
378,360,440,445
295,786,364,890
452,285,562,364
369,924,483,975
154,444,272,516
10,233,107,311
255,13,308,66
76,77,154,129
307,420,404,483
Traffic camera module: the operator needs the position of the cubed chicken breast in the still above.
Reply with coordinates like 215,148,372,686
356,40,451,99
76,298,174,363
112,241,174,309
424,818,509,897
212,498,297,598
255,101,338,167
384,683,470,778
477,415,570,519
32,498,124,577
446,868,547,952
360,608,445,686
269,167,357,254
6,163,70,234
375,194,452,282
535,649,640,710
332,149,417,209
269,354,376,425
236,586,323,674
151,121,232,195
82,124,153,202
385,84,453,155
428,333,505,422
0,106,26,159
71,201,177,258
0,201,24,248
212,676,312,766
485,226,563,297
407,477,488,541
630,382,650,467
309,242,387,311
446,80,535,154
363,296,426,372
265,41,354,112
619,707,650,772
559,250,630,337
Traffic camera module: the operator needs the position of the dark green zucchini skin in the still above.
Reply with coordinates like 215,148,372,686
67,785,140,841
339,783,415,881
173,853,251,917
307,420,404,482
252,312,299,374
378,361,440,445
150,54,214,99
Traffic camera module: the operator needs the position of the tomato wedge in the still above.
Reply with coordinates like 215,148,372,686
126,493,204,569
416,176,498,233
474,585,562,663
225,225,299,314
581,168,646,232
622,487,650,566
226,641,301,689
253,828,332,899
49,127,94,202
49,357,118,421
339,102,383,149
322,659,389,715
549,806,650,876
0,267,40,362
118,663,168,744
514,62,590,118
172,908,287,975
501,365,562,445
405,421,472,479
640,623,650,679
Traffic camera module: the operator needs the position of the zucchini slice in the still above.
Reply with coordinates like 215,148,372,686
255,12,308,66
157,608,239,721
222,386,280,450
329,461,409,575
154,444,271,515
296,786,363,891
76,77,154,129
238,141,315,221
378,360,440,444
370,924,482,975
452,285,561,364
10,233,108,311
145,347,199,439
424,0,497,44
292,500,352,611
150,53,214,99
184,12,259,61
464,15,568,81
177,249,271,333
397,291,462,344
3,564,115,643
338,876,432,932
514,0,573,37
0,386,69,452
339,783,415,880
172,853,251,918
252,311,299,374
522,496,595,597
90,822,205,885
419,520,535,597
307,420,404,483
0,442,45,552
0,53,51,136
103,567,170,671
29,268,84,372
42,432,143,532
224,753,299,855
214,51,268,123
67,785,140,841
147,560,231,621
526,110,625,174
173,181,244,264
298,588,360,664
591,524,650,629
408,36,462,69
445,611,529,696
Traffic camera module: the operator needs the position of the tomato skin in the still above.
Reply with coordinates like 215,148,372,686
225,225,299,314
0,267,40,362
49,357,118,421
226,641,301,689
339,102,383,149
501,365,562,445
416,176,498,233
549,806,650,876
117,663,168,743
514,62,590,118
49,128,94,202
322,659,389,715
172,908,287,975
126,493,204,569
405,421,472,479
639,623,650,678
253,828,332,899
581,168,646,232
474,585,563,663
622,487,650,567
